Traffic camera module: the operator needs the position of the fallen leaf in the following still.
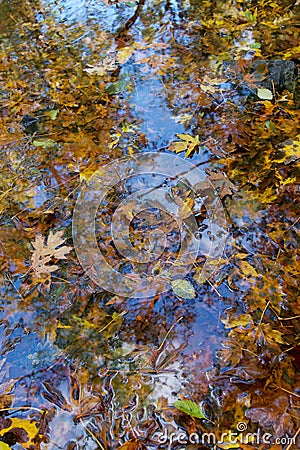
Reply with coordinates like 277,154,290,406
274,136,300,164
171,279,196,299
84,56,117,76
169,134,199,157
222,314,253,329
32,139,56,148
106,80,127,94
0,418,39,449
239,260,258,277
30,230,72,280
205,171,237,199
48,109,59,120
174,399,207,420
117,439,140,450
257,88,273,100
246,396,294,437
117,46,135,64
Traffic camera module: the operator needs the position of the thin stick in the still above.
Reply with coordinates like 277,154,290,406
80,418,105,450
0,406,45,414
5,274,25,300
285,426,300,450
269,305,300,321
99,310,127,334
157,316,183,354
290,216,300,230
259,300,270,325
278,386,300,398
207,277,222,297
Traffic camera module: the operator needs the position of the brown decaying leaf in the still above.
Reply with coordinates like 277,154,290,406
117,439,144,450
246,396,295,437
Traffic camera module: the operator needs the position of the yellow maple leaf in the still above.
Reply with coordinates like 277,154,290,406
239,260,258,278
274,135,300,164
0,443,10,450
0,418,39,449
169,133,199,157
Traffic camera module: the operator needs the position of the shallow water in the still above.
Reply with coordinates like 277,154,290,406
0,0,299,448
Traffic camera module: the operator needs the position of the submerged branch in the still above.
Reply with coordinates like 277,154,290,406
116,0,146,39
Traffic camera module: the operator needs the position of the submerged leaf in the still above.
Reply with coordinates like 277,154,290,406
171,279,196,299
33,139,56,148
257,88,273,100
117,439,140,450
30,230,72,280
106,80,128,94
169,134,199,157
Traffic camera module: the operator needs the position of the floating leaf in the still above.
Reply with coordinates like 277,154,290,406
171,279,196,299
172,113,193,124
174,399,206,419
257,88,273,100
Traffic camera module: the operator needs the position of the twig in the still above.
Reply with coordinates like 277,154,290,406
258,300,270,325
278,386,300,399
285,426,300,450
0,406,45,414
80,418,105,450
99,310,127,334
157,316,183,353
206,277,222,297
269,304,300,321
116,0,146,38
5,274,25,300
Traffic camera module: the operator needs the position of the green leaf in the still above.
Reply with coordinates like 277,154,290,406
33,139,56,148
171,279,196,299
257,88,273,100
250,42,261,49
174,399,206,419
49,109,59,120
105,80,127,94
